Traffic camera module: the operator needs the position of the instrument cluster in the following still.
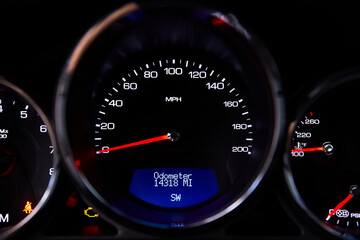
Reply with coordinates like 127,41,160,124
0,2,360,240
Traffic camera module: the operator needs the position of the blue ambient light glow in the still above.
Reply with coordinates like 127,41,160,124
130,168,219,208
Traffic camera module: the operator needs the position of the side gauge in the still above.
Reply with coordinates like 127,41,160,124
55,3,283,229
285,71,360,239
0,76,58,239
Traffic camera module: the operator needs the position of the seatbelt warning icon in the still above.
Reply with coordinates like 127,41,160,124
23,201,33,214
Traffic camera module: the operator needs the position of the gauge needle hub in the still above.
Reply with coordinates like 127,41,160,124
96,134,170,154
292,142,334,155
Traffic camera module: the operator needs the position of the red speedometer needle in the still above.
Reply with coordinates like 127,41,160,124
96,134,170,154
291,147,324,153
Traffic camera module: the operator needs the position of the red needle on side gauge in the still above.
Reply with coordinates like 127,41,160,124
325,185,359,221
96,134,170,154
326,194,353,221
291,147,324,153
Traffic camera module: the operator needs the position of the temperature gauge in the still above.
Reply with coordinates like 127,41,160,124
285,71,360,239
290,111,334,158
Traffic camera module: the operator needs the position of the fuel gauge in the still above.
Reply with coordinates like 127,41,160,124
285,71,360,239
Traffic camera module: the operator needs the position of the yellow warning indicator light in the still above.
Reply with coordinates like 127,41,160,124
23,201,33,214
84,207,99,218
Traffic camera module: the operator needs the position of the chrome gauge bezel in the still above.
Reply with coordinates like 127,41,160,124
0,76,60,239
55,2,284,230
284,70,360,239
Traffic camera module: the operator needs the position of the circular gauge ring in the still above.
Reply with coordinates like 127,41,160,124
284,70,360,239
0,76,59,239
55,3,283,229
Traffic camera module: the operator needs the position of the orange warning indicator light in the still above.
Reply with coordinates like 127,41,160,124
23,201,33,214
84,207,99,218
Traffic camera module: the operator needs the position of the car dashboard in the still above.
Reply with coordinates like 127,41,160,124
1,2,360,240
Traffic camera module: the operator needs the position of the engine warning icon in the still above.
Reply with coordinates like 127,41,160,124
84,207,99,218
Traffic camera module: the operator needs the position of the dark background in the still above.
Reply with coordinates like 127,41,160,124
0,1,359,239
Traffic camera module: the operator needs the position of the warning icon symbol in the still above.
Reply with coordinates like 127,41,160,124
23,201,33,214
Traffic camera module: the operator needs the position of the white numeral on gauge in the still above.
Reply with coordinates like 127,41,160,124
100,122,115,130
232,146,249,153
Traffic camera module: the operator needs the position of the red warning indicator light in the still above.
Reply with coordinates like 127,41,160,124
212,17,228,26
23,201,33,214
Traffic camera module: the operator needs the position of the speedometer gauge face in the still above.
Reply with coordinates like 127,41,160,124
285,72,360,239
56,3,282,229
94,56,254,209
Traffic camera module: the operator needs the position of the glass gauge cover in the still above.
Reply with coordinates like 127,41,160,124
55,3,283,229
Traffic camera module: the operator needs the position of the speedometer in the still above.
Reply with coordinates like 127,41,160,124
93,56,254,210
55,3,283,229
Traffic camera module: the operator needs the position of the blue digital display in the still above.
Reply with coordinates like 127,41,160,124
130,168,219,208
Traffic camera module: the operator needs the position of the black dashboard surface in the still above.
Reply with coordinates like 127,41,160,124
1,2,360,240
